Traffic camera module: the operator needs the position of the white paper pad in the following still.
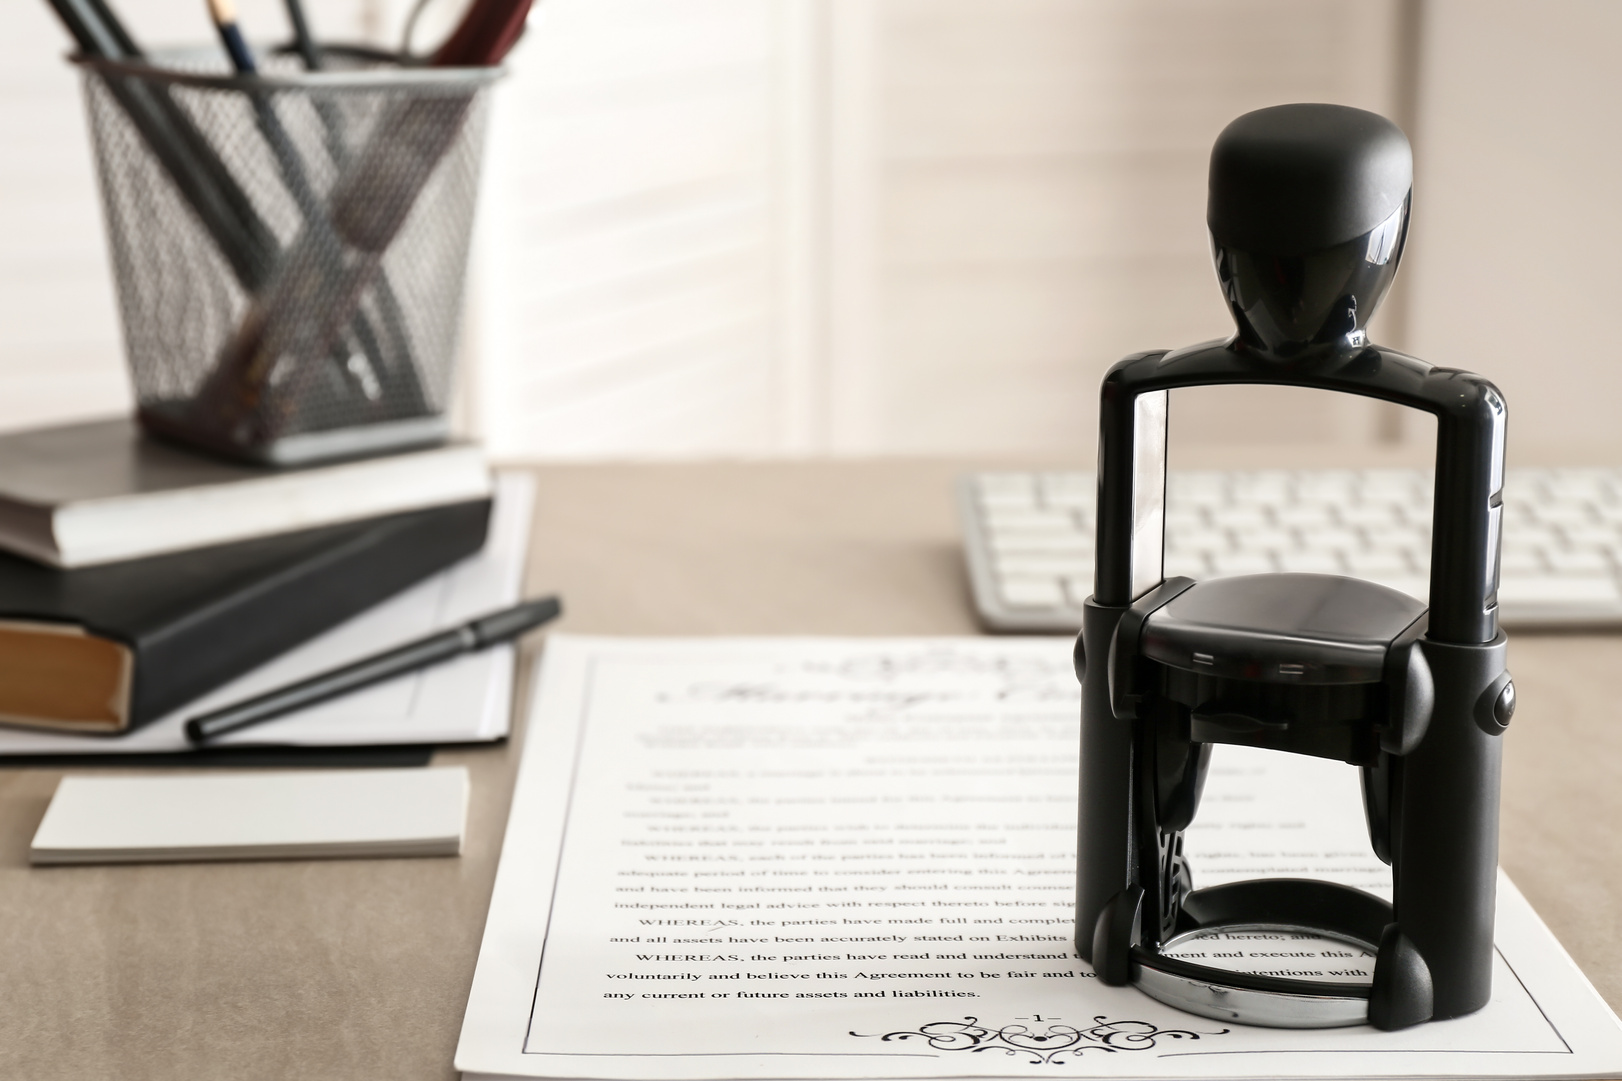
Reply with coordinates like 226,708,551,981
456,635,1622,1080
0,471,534,755
30,767,468,864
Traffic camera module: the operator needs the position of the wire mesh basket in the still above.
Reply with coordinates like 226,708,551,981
78,47,500,465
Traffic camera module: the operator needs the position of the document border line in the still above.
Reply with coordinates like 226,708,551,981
522,654,601,1053
522,1052,940,1059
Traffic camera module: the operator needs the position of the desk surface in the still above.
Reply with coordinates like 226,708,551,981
2,458,1619,1080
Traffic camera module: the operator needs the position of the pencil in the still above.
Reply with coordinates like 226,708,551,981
204,0,258,73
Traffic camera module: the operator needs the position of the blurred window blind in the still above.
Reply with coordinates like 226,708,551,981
0,2,132,430
473,0,1406,459
474,0,809,458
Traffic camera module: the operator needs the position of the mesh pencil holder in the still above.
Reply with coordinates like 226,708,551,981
77,47,501,465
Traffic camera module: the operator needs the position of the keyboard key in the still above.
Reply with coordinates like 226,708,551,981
1497,575,1622,607
1346,550,1413,575
1363,524,1427,548
1294,471,1356,502
995,555,1088,578
1502,501,1540,524
1231,473,1291,505
991,532,1089,555
997,578,1065,608
1276,504,1334,527
1167,529,1230,554
1536,503,1594,527
1043,490,1092,510
1545,472,1610,500
1363,577,1429,603
979,487,1036,513
1498,549,1543,575
1040,474,1093,506
1168,472,1226,495
1277,551,1342,574
1341,504,1399,527
1296,527,1362,551
1210,552,1275,577
1170,476,1228,507
1515,525,1562,549
1211,506,1268,530
1561,523,1620,548
1165,507,1206,530
1545,547,1611,574
1244,528,1295,552
985,508,1075,531
1359,470,1424,500
1164,555,1208,579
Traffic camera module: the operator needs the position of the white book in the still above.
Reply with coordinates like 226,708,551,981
0,417,492,567
457,635,1622,1081
30,767,468,864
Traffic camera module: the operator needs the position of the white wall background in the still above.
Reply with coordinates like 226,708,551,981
1401,0,1622,460
3,0,136,429
1,1,1618,462
472,0,791,456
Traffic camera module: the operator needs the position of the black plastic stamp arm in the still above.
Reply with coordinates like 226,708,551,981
1093,347,1507,644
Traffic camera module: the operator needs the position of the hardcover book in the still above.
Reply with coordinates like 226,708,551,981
0,498,491,734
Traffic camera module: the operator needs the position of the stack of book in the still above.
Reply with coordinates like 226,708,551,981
0,418,501,740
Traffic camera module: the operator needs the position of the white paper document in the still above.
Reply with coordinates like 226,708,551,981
457,635,1622,1080
0,472,533,755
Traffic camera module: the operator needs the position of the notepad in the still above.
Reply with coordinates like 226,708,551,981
30,767,468,864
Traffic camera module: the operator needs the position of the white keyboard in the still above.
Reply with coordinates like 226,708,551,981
960,468,1622,632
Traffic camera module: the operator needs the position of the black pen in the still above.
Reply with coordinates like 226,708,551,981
283,0,321,70
184,596,562,744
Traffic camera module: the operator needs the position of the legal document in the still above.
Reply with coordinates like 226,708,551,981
457,635,1622,1079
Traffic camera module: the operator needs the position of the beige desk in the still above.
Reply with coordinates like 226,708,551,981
1,460,1619,1080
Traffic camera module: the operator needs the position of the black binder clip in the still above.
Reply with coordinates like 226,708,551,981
1073,104,1512,1031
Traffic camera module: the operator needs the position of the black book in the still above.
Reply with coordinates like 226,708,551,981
0,499,491,735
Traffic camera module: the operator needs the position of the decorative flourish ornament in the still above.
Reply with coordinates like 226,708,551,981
851,1015,1226,1065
